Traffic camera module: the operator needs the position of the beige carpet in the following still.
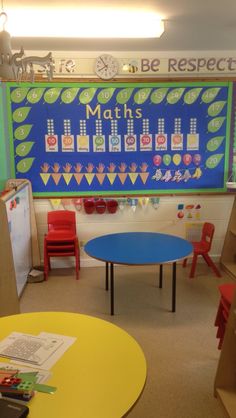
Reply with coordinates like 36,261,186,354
20,263,230,418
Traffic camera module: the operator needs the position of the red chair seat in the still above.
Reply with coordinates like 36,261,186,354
215,283,236,349
47,251,76,257
47,246,75,252
46,230,76,241
218,283,236,303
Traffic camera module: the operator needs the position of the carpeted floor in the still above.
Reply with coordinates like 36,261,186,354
20,263,230,418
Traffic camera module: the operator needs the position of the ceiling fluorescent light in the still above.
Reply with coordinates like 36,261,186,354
6,8,164,38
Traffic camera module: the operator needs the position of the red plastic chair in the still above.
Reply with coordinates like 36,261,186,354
215,283,236,349
183,222,221,278
44,210,80,280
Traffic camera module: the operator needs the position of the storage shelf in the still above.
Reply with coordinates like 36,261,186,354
216,388,236,418
220,197,236,280
221,262,236,278
214,268,236,418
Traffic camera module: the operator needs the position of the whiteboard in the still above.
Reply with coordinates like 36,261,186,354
5,184,31,296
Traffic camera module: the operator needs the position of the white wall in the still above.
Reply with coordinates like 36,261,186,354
34,194,234,267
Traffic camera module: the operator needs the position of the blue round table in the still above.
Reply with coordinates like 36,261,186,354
85,232,193,315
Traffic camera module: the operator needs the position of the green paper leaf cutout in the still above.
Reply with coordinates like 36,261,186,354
133,88,152,104
206,136,225,151
27,88,46,104
205,154,224,169
11,88,30,103
207,101,226,117
34,383,57,394
116,88,134,104
183,88,202,104
201,88,221,103
61,88,80,104
163,154,171,166
14,124,33,140
97,88,115,104
16,157,35,173
166,88,185,104
208,117,225,133
15,141,35,157
79,88,97,104
12,107,31,123
150,88,169,104
44,88,62,104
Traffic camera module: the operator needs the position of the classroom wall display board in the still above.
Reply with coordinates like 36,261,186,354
6,81,232,196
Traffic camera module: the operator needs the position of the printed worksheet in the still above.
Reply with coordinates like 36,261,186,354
0,333,64,366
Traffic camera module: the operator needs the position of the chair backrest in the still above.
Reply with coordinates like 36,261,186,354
47,210,76,234
201,222,215,251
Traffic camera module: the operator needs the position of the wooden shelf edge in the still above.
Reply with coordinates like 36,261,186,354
216,388,236,418
220,263,236,280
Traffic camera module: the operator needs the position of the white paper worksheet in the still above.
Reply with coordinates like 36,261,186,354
0,332,64,366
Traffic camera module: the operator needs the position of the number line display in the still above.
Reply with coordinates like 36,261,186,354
7,81,232,196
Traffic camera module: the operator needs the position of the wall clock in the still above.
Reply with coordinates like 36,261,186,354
94,54,119,80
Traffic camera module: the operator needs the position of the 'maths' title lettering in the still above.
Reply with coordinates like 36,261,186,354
86,104,142,119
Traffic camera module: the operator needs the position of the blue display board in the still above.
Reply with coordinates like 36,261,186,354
7,81,232,196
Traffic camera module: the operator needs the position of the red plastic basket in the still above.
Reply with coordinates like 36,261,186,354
83,199,95,214
107,199,118,214
95,199,106,214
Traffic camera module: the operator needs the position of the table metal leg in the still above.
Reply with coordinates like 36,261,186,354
110,263,114,315
159,264,163,288
105,262,109,291
172,262,176,312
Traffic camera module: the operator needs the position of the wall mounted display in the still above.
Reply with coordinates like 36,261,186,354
7,81,232,196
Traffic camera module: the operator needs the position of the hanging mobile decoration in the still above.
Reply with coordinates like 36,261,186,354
118,198,127,211
150,197,160,209
0,3,53,81
73,198,83,211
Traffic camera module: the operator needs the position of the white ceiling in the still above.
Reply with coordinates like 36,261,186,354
5,0,236,52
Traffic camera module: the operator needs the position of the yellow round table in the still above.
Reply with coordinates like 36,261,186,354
0,312,147,418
